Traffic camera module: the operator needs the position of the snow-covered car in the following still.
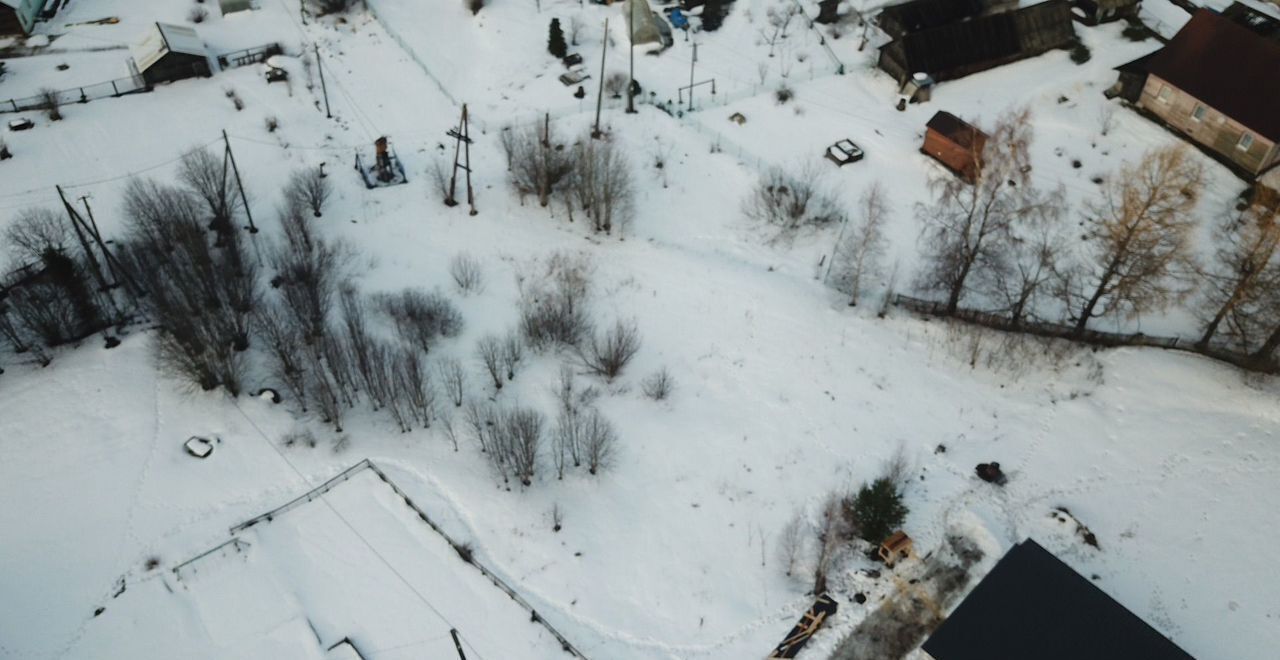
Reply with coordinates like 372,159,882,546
8,118,35,131
558,68,590,86
825,139,864,166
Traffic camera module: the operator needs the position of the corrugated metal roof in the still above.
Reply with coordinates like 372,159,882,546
130,22,207,73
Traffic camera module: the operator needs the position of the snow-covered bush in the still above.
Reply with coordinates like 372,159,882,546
743,167,844,234
641,367,674,400
449,252,484,295
581,318,641,381
518,252,593,350
376,288,463,354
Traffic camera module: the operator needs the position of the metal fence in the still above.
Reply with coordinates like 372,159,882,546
217,43,284,70
184,457,591,658
2,73,149,114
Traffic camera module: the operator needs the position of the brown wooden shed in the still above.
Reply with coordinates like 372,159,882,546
922,111,988,182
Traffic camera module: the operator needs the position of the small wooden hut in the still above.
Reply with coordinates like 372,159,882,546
922,111,988,182
130,22,211,85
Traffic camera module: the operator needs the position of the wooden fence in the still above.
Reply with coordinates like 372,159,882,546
892,294,1272,373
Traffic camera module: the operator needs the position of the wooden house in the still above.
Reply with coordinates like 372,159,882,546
877,0,1076,85
130,22,212,85
0,0,41,36
921,539,1197,660
1072,0,1141,25
922,111,987,182
1109,8,1280,176
877,0,1016,40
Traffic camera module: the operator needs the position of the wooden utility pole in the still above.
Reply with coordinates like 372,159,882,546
449,629,468,660
445,104,477,216
315,44,331,119
56,185,142,301
592,18,608,139
221,130,256,233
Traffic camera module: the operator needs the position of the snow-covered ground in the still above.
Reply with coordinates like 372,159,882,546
3,1,1280,659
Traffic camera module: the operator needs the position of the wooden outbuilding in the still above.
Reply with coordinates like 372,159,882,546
877,0,1075,85
130,22,212,85
878,530,915,567
1108,7,1280,176
922,111,987,182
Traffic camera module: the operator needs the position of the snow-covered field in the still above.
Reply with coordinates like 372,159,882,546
3,0,1280,659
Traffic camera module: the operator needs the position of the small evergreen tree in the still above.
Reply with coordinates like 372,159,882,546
848,478,908,545
548,19,568,59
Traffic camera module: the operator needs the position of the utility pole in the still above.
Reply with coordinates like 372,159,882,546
56,185,142,304
222,130,257,233
315,44,331,119
77,194,119,285
445,104,477,216
592,17,608,139
688,42,698,112
626,0,637,114
56,186,109,293
449,629,468,660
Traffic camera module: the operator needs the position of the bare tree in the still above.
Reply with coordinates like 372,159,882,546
438,356,466,407
394,347,436,428
813,494,848,595
38,88,61,121
254,302,309,410
476,334,505,391
1059,146,1204,335
270,202,351,342
777,511,805,578
570,135,636,234
581,318,641,381
179,147,242,241
568,14,584,46
581,408,617,475
287,166,333,218
501,329,524,381
988,187,1067,326
604,72,628,99
500,122,574,207
4,207,71,264
827,182,890,306
1195,194,1280,350
916,108,1037,315
449,252,485,295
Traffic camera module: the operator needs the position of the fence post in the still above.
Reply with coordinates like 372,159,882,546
9,99,16,112
111,80,119,97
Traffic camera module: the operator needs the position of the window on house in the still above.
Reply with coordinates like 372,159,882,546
1157,85,1172,102
1191,105,1207,121
1238,133,1254,151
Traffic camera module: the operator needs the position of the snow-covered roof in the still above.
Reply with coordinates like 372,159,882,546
130,22,207,72
0,0,20,11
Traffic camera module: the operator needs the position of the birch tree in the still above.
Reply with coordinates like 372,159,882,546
1060,146,1204,335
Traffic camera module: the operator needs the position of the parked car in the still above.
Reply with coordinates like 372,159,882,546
825,139,864,166
562,53,583,68
7,118,34,131
559,68,590,86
